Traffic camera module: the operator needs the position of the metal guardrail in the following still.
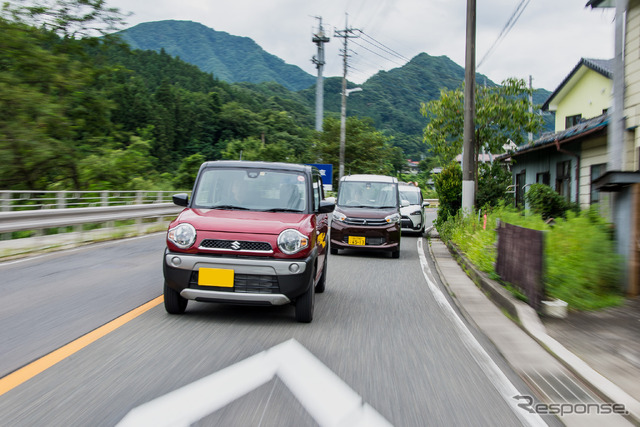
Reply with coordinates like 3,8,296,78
0,203,184,234
0,190,183,211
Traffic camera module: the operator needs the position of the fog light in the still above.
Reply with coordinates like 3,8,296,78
289,263,300,273
171,256,182,267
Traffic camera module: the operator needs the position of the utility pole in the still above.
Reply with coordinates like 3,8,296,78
528,75,533,143
610,0,627,171
312,17,330,132
334,14,360,182
462,0,476,212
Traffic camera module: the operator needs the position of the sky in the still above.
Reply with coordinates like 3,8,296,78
105,0,616,92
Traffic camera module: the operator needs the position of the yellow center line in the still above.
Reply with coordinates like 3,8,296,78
0,295,164,397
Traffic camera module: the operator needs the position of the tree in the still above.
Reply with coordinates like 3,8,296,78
421,78,543,192
2,0,126,38
315,116,398,188
434,163,462,228
476,161,513,209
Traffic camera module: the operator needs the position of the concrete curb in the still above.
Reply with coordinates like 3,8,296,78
426,230,640,424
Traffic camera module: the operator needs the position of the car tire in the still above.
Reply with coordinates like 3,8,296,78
295,273,315,323
164,281,187,314
391,250,400,259
315,256,327,293
330,243,338,255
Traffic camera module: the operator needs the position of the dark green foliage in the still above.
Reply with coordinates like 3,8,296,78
434,163,462,229
173,153,206,190
477,161,513,209
524,184,569,220
315,116,401,188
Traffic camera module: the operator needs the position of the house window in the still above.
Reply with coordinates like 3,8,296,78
565,114,582,128
590,164,606,204
536,172,550,186
556,161,571,201
516,170,526,208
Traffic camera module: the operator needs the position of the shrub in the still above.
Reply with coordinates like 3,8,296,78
524,183,568,220
442,205,623,311
477,161,513,209
434,163,462,229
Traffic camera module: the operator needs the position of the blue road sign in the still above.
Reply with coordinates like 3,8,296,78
308,163,333,191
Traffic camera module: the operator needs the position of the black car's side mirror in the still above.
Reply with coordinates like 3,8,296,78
318,199,335,214
172,193,189,207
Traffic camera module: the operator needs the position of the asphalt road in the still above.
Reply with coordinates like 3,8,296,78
0,212,548,426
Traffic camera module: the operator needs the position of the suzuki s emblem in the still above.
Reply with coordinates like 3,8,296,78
363,220,367,225
231,241,241,250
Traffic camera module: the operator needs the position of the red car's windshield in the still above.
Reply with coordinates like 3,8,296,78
191,168,307,212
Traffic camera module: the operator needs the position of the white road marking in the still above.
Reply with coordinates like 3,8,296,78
117,339,392,427
417,239,547,427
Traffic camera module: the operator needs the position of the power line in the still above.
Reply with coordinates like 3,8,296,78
357,31,411,62
350,39,405,67
477,0,530,69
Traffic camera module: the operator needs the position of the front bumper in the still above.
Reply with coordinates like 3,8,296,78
330,221,400,253
163,249,316,305
401,213,423,231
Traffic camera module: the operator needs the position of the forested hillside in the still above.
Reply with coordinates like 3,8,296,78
116,20,554,160
0,2,405,191
1,2,553,192
117,20,316,91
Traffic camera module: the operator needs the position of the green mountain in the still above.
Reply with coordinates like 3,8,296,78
115,20,553,158
117,20,316,91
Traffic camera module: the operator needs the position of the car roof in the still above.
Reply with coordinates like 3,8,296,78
340,174,397,183
200,160,311,174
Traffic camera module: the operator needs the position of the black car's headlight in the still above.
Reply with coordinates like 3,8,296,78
332,210,347,222
277,229,309,255
167,223,197,249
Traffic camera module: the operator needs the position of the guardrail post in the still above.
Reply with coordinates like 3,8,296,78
57,191,66,209
0,191,9,212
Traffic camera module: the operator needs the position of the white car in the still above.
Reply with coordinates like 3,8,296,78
399,183,428,234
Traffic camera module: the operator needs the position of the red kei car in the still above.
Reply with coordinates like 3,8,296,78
163,161,335,323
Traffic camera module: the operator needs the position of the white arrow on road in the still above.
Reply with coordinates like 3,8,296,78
117,339,392,427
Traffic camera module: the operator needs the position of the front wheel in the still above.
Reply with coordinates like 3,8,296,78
315,256,327,293
295,274,315,323
391,250,400,259
164,281,187,314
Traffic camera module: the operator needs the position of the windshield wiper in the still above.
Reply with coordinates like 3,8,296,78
262,208,303,213
209,205,250,210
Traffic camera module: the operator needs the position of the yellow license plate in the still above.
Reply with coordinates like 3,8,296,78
198,268,234,287
348,236,366,246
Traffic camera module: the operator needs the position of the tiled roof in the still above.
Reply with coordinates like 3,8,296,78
498,113,608,159
542,58,613,111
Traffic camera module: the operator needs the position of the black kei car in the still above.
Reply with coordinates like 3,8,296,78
329,174,402,259
163,161,335,323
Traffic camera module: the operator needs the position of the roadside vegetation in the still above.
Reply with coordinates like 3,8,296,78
434,169,624,311
421,80,624,312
